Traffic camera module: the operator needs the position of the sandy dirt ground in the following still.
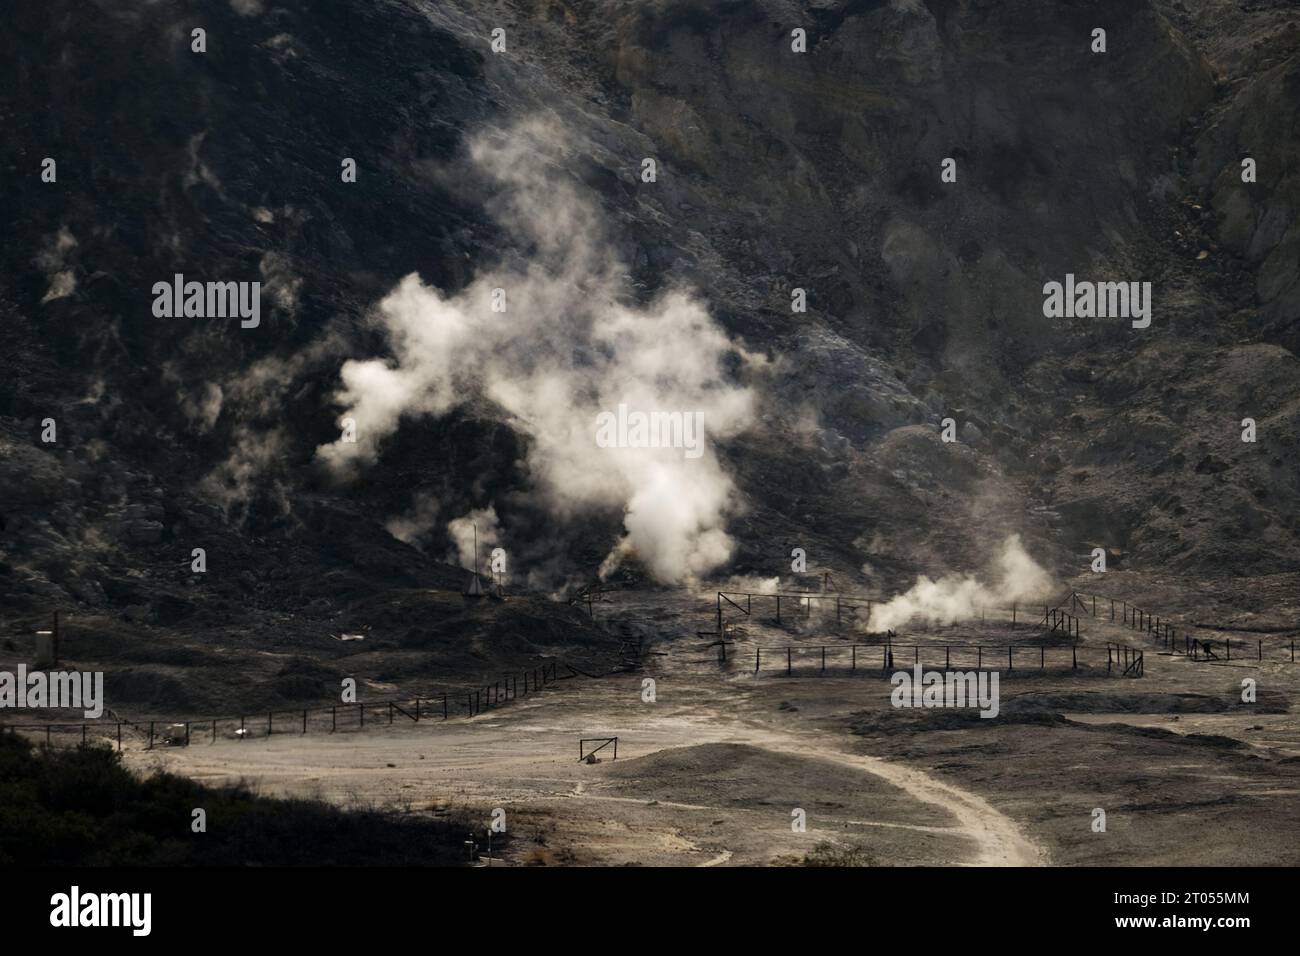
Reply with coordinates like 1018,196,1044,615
108,586,1300,866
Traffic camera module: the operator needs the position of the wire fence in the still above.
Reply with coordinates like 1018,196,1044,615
2,661,573,752
1067,590,1300,664
734,640,1142,678
704,587,1086,638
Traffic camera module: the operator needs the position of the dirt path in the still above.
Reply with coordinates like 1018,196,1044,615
757,737,1047,865
129,701,1045,866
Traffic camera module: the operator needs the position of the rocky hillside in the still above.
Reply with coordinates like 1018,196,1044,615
2,0,1297,651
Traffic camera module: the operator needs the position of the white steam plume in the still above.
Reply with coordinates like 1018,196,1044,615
315,118,761,583
446,506,501,571
385,491,442,550
870,535,1053,632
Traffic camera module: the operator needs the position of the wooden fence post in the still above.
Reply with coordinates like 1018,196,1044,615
302,710,307,734
148,721,154,750
331,707,336,732
240,715,245,739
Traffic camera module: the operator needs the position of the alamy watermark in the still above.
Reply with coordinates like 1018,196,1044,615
594,403,705,459
0,666,103,718
152,273,261,328
50,886,150,936
890,663,999,718
1042,274,1152,329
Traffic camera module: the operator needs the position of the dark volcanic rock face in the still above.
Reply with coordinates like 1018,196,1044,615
1,0,1298,654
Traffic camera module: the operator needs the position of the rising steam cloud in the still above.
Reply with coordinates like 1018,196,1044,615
446,506,502,571
870,535,1053,632
316,119,761,583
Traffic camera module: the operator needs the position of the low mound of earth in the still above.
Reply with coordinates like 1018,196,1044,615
599,741,953,828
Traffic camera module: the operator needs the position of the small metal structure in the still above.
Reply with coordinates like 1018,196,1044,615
579,736,618,762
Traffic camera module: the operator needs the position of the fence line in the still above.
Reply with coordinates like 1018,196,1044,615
1068,590,1298,664
740,639,1141,678
2,660,573,752
705,585,1093,640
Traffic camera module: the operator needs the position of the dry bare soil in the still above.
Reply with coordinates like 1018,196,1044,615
120,578,1300,867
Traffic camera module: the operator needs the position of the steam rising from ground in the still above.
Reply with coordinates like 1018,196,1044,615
446,506,501,570
316,118,760,583
870,535,1053,632
384,491,441,550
